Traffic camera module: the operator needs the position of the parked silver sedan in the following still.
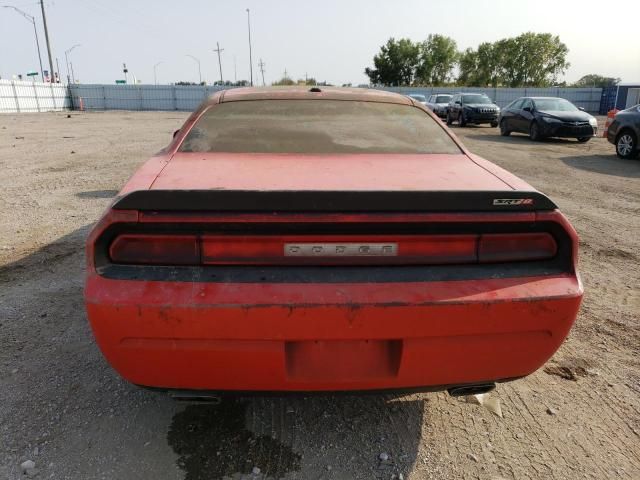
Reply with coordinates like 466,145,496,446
407,94,427,106
426,93,453,118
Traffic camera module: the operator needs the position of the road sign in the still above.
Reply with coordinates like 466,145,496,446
26,71,38,77
115,80,126,84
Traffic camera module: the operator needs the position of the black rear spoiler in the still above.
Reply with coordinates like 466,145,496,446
112,190,556,212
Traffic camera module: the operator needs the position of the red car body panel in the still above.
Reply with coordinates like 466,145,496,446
85,87,583,393
148,153,513,192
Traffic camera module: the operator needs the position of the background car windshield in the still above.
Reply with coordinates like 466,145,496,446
463,95,492,104
534,99,579,112
409,94,426,102
179,100,461,154
436,95,452,103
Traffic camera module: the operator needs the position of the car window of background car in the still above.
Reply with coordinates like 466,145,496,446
179,100,462,155
533,98,579,112
436,95,452,103
508,98,525,110
462,95,492,104
522,99,533,110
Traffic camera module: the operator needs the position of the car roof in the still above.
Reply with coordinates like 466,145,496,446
523,97,570,100
211,86,413,105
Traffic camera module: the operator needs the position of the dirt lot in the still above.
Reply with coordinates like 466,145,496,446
1,111,638,480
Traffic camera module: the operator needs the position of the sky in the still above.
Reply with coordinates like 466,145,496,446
1,0,639,85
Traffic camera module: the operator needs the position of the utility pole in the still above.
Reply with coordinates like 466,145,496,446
234,55,237,84
3,6,45,80
39,0,55,82
258,59,266,86
246,8,253,86
213,42,224,84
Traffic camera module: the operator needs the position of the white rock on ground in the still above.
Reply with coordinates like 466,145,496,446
20,460,36,473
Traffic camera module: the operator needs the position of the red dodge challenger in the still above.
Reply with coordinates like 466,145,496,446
85,87,582,396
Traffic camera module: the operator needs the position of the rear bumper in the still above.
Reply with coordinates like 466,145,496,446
85,273,582,392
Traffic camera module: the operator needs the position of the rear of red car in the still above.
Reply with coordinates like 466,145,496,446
85,88,582,394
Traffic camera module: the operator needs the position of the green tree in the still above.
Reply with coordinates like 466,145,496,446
456,33,570,87
365,38,420,86
516,32,569,86
457,48,478,86
416,34,458,85
573,74,621,88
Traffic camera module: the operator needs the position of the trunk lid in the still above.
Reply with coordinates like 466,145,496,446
150,152,512,192
114,153,556,212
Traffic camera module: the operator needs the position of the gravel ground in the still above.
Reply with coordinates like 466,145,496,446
1,111,638,480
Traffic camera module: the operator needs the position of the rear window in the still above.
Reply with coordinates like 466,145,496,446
179,100,461,154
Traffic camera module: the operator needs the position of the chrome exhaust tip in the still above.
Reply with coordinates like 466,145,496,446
447,383,496,397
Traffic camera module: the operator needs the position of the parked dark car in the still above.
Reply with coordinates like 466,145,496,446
446,93,499,127
426,93,452,118
498,97,597,142
407,94,427,106
607,104,640,159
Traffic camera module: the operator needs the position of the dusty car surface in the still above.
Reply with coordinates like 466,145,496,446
85,87,583,395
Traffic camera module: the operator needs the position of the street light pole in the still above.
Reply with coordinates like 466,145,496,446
185,55,202,84
246,8,253,86
39,0,55,83
3,6,45,80
64,44,80,84
153,61,163,85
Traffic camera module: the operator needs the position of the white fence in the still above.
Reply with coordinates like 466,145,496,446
69,84,228,111
0,80,71,113
1,82,603,114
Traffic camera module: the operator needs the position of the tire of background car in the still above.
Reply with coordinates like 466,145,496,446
490,120,498,128
615,129,639,159
577,137,591,143
446,112,452,126
499,119,511,136
459,111,467,127
529,121,542,141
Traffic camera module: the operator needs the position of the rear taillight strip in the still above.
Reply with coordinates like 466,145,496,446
108,233,557,266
